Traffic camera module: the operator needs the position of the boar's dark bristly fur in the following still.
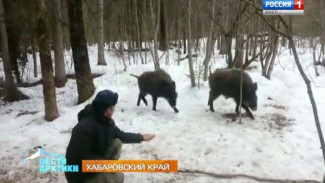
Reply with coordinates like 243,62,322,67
208,69,258,119
131,69,179,113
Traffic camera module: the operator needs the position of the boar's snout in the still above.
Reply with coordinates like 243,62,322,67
168,92,177,107
249,97,257,111
168,97,176,107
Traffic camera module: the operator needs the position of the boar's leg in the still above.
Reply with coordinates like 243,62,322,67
208,90,220,112
172,106,179,113
137,92,147,106
137,94,142,106
209,103,215,112
141,96,148,106
152,95,158,111
235,99,243,116
242,104,255,120
207,90,214,106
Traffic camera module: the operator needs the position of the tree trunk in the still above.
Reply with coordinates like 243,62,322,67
320,0,325,60
249,18,254,56
262,48,272,77
262,30,274,77
128,1,136,64
219,3,228,55
187,0,195,87
194,12,199,52
259,31,268,72
281,36,286,47
0,0,28,102
61,0,70,50
312,40,320,77
219,35,227,54
31,35,37,78
143,0,148,64
233,2,245,69
204,38,216,78
164,1,169,65
177,0,182,65
120,41,126,71
158,0,167,51
203,0,216,81
183,5,187,54
183,24,186,54
217,35,221,50
67,0,95,104
234,34,244,68
52,0,67,87
133,0,144,64
26,2,38,78
225,35,233,67
150,0,160,70
3,0,22,83
97,0,106,65
266,31,279,79
36,0,58,121
245,35,250,65
253,18,260,58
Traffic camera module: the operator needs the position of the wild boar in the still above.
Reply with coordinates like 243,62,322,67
208,69,258,119
131,69,179,113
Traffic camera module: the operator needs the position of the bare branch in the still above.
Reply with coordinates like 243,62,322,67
238,0,289,38
309,14,325,31
207,11,227,35
243,45,268,68
178,169,321,183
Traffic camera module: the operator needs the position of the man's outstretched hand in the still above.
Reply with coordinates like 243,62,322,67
142,134,155,141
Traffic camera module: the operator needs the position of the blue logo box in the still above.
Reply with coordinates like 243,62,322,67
263,0,294,10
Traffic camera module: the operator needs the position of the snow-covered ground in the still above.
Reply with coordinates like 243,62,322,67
0,44,325,183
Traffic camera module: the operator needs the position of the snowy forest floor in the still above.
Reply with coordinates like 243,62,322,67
0,45,325,183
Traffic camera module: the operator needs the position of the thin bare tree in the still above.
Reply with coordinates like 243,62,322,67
36,0,58,121
52,0,67,87
177,0,182,65
3,0,23,83
97,0,106,65
133,0,144,64
266,22,279,79
158,0,167,51
203,0,216,81
149,0,160,70
187,0,195,87
67,0,95,103
0,0,28,102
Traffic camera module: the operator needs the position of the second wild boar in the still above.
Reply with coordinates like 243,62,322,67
208,69,258,119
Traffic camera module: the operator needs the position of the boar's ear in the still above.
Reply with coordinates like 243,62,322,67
172,81,176,88
254,82,258,91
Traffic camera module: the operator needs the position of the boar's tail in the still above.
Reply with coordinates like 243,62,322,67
209,65,212,75
130,74,139,79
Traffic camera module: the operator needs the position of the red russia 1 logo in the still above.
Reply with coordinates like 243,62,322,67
294,0,304,10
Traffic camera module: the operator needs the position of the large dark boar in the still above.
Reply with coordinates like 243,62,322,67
131,69,179,113
208,69,258,119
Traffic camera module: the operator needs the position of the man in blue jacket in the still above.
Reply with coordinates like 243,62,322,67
65,90,155,183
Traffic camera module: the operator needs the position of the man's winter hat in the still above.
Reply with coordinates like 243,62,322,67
92,90,118,112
